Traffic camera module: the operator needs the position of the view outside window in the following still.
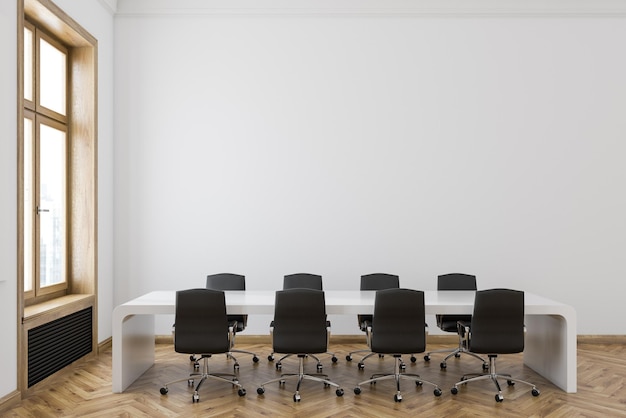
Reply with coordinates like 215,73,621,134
23,116,33,293
24,27,33,102
39,123,66,288
39,37,66,116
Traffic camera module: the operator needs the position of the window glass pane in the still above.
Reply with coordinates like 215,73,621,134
24,28,33,102
39,38,66,116
24,117,33,292
39,123,66,288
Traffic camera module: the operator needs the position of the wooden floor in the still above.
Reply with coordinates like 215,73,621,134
4,340,626,417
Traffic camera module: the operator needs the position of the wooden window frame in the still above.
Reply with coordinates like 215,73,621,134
23,22,70,303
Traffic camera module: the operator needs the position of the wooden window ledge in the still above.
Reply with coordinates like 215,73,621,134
24,294,95,327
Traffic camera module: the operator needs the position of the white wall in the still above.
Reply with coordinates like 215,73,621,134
0,0,114,402
114,1,626,335
0,0,18,400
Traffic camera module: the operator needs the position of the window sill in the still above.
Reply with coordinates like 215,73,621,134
23,294,94,328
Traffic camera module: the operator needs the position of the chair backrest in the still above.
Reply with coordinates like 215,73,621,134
174,288,230,354
271,288,328,354
436,273,476,326
206,273,246,291
360,273,400,290
283,273,323,290
437,273,477,291
358,273,400,327
469,289,525,354
370,288,426,354
206,273,247,329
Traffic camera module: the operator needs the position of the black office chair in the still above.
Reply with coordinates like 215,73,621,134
268,273,338,367
282,273,323,290
204,273,259,369
345,273,402,368
257,288,344,402
450,289,541,402
159,289,246,403
354,288,442,402
424,273,488,371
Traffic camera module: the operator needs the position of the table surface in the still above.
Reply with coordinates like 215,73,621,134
115,289,574,316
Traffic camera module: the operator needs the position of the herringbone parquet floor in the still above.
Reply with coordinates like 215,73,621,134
4,340,626,417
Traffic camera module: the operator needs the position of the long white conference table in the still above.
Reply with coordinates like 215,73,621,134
112,290,576,393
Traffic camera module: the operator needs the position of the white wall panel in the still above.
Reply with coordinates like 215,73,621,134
114,5,626,335
0,0,18,399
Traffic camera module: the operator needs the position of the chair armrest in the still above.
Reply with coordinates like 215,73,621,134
456,320,470,336
457,320,471,349
228,321,237,348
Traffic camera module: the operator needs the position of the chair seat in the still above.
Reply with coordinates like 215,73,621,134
438,320,460,333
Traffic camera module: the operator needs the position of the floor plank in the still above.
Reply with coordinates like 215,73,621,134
4,341,626,417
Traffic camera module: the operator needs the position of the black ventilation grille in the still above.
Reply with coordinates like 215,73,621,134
28,307,93,387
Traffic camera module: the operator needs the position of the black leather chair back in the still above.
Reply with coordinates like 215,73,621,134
174,288,230,354
272,288,328,354
206,273,247,331
361,273,399,290
436,273,476,331
206,273,246,291
283,273,323,290
469,289,525,354
370,288,426,354
437,273,477,291
358,273,400,329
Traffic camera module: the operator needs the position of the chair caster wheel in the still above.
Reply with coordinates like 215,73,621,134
346,355,352,361
252,356,259,363
354,387,361,395
495,394,504,402
187,379,194,386
336,388,344,397
532,388,540,397
424,355,430,361
257,387,265,395
410,355,417,363
507,380,515,386
483,363,489,371
238,388,246,396
400,363,406,371
268,355,274,361
317,364,323,372
293,393,301,402
415,381,423,386
451,387,458,395
357,362,365,370
394,393,402,402
189,355,196,362
159,387,168,395
234,363,240,371
434,388,442,396
440,362,447,369
454,352,461,358
192,393,200,403
275,363,282,370
331,356,338,363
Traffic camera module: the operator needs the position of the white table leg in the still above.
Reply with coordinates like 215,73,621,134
112,314,156,393
524,313,577,393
